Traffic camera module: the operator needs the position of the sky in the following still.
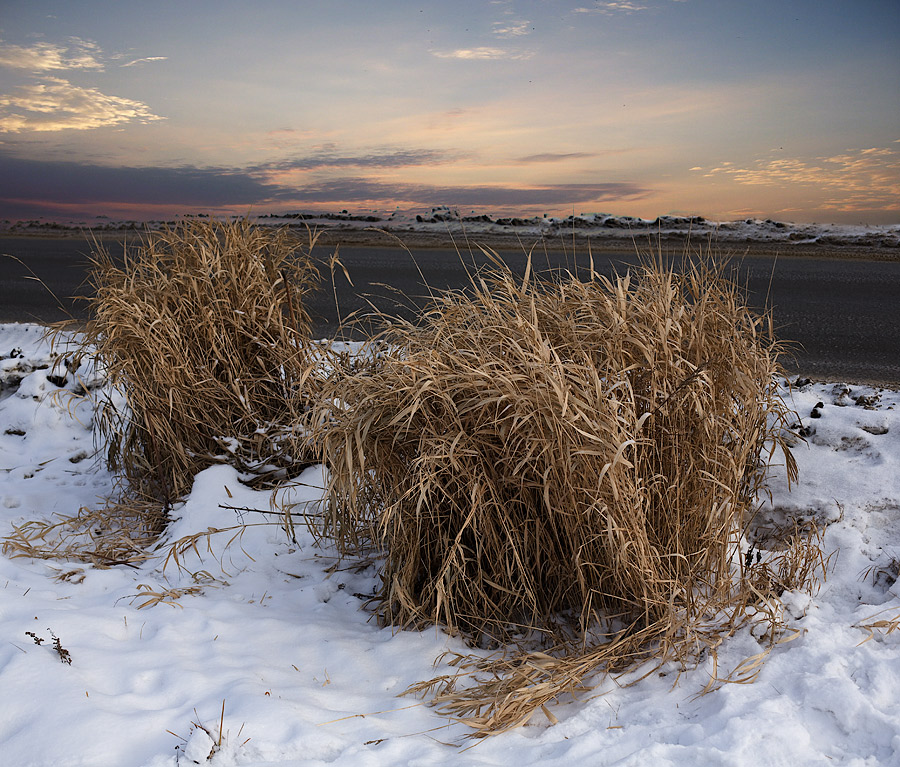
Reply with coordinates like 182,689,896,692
0,0,898,224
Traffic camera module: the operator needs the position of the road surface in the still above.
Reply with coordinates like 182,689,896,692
2,236,898,386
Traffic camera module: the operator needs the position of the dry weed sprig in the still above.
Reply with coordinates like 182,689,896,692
311,249,812,734
854,608,900,644
168,701,248,762
129,583,206,609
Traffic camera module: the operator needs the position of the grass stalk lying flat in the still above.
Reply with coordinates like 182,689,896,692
312,249,810,734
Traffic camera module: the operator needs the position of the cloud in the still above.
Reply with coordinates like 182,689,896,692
120,56,168,68
492,20,533,37
0,154,648,217
257,149,457,172
432,47,533,61
704,146,900,213
0,154,283,208
0,77,164,132
573,2,650,14
514,152,599,163
0,38,167,73
278,179,647,207
0,38,104,71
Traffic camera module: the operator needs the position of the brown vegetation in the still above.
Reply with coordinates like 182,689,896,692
3,220,325,566
3,221,824,734
312,250,813,734
81,218,323,503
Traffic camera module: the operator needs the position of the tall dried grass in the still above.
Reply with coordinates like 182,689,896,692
312,251,808,733
79,219,322,503
5,220,326,565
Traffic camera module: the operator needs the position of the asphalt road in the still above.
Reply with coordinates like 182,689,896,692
2,236,898,386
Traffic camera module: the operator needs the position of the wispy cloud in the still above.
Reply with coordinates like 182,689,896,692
432,47,533,61
258,149,457,172
0,77,164,133
268,179,648,207
573,2,650,14
120,56,168,68
702,146,900,213
0,38,105,71
492,20,533,38
514,152,599,163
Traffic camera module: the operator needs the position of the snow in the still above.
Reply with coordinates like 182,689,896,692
368,208,900,249
4,208,900,250
2,323,899,766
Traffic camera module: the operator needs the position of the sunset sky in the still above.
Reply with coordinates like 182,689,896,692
1,0,898,223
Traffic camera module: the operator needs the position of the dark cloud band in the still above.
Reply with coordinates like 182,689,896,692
0,154,648,218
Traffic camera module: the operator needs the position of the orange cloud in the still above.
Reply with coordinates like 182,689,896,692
0,77,164,133
573,2,650,14
703,146,900,213
431,47,533,61
120,56,168,68
0,38,104,71
492,20,533,37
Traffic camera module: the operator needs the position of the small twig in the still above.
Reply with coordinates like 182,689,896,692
218,503,323,518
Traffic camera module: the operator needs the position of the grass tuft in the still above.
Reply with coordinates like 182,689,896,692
73,218,323,504
311,248,814,734
5,219,327,566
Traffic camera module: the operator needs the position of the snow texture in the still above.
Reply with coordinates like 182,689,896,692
1,323,899,766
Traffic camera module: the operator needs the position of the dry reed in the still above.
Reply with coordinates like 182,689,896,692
4,220,326,566
78,218,323,504
312,250,812,734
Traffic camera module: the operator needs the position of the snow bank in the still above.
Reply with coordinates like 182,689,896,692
367,208,900,249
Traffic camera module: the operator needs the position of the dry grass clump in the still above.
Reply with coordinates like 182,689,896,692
313,252,808,733
2,499,166,567
81,219,322,504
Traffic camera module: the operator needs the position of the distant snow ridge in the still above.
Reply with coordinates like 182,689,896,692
386,208,900,248
4,208,899,248
257,207,900,248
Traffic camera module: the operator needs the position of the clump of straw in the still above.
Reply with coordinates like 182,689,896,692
313,251,808,733
81,219,322,504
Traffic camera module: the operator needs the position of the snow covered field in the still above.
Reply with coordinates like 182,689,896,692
2,322,899,766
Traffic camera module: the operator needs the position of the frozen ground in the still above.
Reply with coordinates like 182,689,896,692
1,323,899,766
